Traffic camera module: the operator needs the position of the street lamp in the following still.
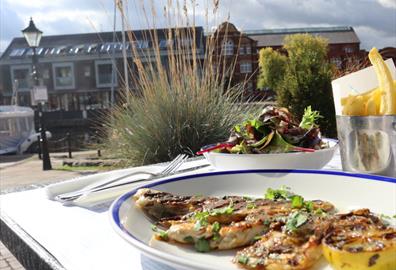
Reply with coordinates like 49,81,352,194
22,18,52,170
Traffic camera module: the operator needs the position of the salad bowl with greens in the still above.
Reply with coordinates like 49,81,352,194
198,106,338,170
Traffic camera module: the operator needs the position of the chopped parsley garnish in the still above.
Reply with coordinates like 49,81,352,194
212,234,220,241
379,213,396,226
314,208,327,217
193,203,234,231
291,195,304,208
265,186,292,200
304,201,314,212
192,210,211,231
285,211,308,233
246,202,256,209
151,225,168,241
264,187,315,213
195,237,211,252
263,219,271,226
210,202,234,216
380,213,391,219
211,221,221,241
253,235,262,241
238,255,249,265
183,236,194,244
212,221,221,232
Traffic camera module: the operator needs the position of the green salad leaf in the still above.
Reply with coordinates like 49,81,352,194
299,106,323,129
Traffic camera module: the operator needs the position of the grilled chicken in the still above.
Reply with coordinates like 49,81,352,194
166,213,277,250
234,213,331,270
134,188,251,221
134,189,334,253
134,189,395,270
133,188,206,220
134,188,334,225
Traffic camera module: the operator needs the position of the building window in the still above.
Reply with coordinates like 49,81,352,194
180,38,193,48
42,69,50,79
17,93,31,107
240,62,252,73
245,46,251,55
87,44,98,53
9,49,26,58
84,66,91,77
239,47,245,55
344,47,354,54
159,39,173,49
131,40,149,49
95,60,117,88
53,62,75,90
10,65,31,91
222,40,234,56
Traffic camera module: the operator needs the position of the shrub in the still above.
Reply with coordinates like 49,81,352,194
103,72,252,166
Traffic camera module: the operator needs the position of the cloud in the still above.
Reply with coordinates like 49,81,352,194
1,0,395,52
29,9,112,35
210,0,396,49
377,0,396,9
355,25,396,49
0,1,25,52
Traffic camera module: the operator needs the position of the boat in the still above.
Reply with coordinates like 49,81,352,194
0,105,50,155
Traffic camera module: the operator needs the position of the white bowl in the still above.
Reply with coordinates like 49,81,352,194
203,138,338,170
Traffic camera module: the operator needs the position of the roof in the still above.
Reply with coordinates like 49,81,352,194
0,27,204,62
246,26,360,47
213,22,256,42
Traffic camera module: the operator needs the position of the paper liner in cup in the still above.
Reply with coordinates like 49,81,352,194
331,59,396,116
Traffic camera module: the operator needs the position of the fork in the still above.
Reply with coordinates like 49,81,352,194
55,154,189,202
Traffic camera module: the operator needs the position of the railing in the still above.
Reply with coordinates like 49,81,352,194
39,131,102,158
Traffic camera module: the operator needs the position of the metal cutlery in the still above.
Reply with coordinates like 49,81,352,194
55,154,190,203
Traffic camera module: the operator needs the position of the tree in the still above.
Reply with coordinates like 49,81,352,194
257,47,287,90
281,34,336,137
257,34,337,137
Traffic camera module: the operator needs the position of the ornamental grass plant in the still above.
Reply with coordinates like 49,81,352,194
101,1,255,166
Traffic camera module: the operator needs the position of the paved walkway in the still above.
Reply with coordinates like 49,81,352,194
0,151,101,270
0,242,24,270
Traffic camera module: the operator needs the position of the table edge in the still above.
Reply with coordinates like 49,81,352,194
0,212,66,270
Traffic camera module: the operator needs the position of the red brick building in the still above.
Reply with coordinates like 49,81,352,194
247,26,362,69
212,22,366,99
210,22,258,97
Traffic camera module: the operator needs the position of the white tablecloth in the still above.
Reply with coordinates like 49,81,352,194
0,153,342,270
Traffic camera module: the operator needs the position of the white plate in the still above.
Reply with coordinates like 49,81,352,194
203,138,338,170
110,170,396,270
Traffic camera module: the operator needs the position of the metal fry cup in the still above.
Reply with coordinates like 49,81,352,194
332,59,396,177
336,115,396,177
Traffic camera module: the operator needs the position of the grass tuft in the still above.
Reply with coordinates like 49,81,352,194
100,1,256,166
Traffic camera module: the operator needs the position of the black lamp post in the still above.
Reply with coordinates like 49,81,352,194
22,18,52,170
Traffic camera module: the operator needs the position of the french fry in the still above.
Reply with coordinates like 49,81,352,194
341,87,381,116
368,47,396,115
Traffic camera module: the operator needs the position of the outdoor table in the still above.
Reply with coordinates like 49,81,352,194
0,152,342,270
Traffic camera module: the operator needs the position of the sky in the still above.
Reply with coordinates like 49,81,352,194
0,0,395,52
